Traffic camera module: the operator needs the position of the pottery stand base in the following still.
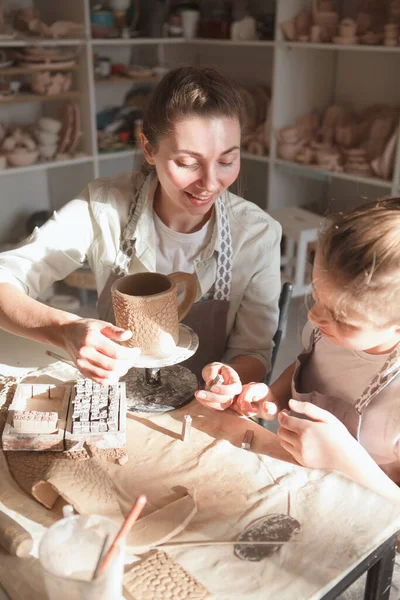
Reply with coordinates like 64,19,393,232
122,365,198,414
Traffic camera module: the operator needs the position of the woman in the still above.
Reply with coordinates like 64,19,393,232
0,67,281,400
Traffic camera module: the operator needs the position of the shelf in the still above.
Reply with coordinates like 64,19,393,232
0,90,80,105
274,159,392,189
97,149,141,160
0,38,86,47
187,39,275,47
95,75,160,85
280,41,400,53
0,155,94,177
90,37,185,46
241,151,269,163
0,65,79,76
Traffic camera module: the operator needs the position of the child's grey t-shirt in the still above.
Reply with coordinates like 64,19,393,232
299,321,400,467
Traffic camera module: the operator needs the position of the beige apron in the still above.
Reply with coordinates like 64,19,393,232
291,328,400,456
97,174,232,380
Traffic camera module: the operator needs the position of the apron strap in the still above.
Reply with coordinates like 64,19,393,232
306,326,322,352
113,171,152,276
213,196,233,301
355,345,400,414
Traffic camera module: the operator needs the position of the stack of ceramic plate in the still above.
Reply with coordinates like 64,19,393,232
14,46,78,69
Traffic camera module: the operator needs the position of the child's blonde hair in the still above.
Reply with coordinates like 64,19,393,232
318,197,400,327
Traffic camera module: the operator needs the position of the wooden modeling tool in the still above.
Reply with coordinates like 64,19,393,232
96,494,147,577
241,429,254,451
159,539,303,548
45,350,75,367
0,509,33,557
206,373,224,391
182,415,192,442
92,534,110,580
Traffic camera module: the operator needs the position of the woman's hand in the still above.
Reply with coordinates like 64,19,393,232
234,382,279,419
277,399,359,471
60,318,140,385
194,362,242,410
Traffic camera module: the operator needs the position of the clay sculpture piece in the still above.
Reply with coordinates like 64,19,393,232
280,0,398,47
277,103,399,180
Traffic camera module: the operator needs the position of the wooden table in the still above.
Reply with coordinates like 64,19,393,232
0,330,399,599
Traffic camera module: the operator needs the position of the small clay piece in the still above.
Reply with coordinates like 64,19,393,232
234,514,301,562
127,494,197,553
117,453,129,466
241,429,254,451
182,415,192,442
0,509,33,557
123,550,213,600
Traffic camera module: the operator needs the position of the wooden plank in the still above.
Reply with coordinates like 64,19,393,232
0,65,79,76
0,90,80,105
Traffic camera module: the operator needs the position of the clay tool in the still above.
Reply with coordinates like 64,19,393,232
205,373,224,391
96,494,147,577
158,539,303,549
182,415,192,442
92,534,110,580
241,429,254,450
0,509,33,557
45,350,75,368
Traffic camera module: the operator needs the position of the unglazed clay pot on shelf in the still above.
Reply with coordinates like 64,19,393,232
7,148,39,167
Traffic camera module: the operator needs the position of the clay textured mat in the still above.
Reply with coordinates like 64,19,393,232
124,550,214,600
0,375,124,519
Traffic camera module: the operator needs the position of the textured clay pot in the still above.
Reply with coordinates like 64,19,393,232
111,272,197,356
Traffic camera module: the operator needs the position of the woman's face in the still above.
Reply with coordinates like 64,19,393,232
142,115,241,218
308,255,400,354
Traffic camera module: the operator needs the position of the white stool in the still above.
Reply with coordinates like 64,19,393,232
270,206,322,297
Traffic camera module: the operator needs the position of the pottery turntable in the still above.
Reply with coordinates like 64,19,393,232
120,322,200,414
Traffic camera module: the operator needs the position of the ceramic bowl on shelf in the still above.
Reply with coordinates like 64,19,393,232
39,144,57,160
36,130,58,145
7,148,38,167
38,117,62,135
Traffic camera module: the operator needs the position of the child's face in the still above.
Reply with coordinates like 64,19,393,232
141,115,241,220
308,256,400,354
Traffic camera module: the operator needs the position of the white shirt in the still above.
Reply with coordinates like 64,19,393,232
154,209,213,275
0,172,282,371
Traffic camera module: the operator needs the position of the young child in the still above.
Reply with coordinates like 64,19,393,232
196,197,400,504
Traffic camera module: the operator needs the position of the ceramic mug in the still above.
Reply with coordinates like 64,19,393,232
111,272,197,356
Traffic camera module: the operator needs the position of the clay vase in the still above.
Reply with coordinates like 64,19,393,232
339,18,356,38
278,125,300,144
111,272,197,357
335,123,355,148
310,25,322,42
280,18,296,41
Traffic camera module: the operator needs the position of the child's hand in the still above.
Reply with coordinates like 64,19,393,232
277,399,358,471
195,362,242,411
233,383,278,420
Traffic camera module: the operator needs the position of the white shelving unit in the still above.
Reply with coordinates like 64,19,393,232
1,0,400,243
